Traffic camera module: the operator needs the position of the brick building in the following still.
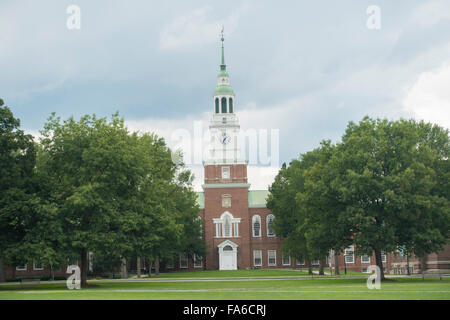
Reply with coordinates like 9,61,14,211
2,35,449,281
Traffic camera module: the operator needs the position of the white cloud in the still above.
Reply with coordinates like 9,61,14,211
402,61,450,129
409,0,450,27
159,5,247,50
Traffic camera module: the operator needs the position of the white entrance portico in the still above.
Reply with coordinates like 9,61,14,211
218,240,238,270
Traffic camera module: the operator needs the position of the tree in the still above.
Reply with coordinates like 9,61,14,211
267,161,314,273
0,99,36,281
330,117,449,280
39,113,147,286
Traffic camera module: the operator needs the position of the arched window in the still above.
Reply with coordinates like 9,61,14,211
252,215,261,237
229,98,233,113
267,214,275,237
223,215,231,237
223,245,233,251
221,97,227,113
215,98,219,113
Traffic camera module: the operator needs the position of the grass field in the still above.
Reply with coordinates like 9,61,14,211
1,270,449,300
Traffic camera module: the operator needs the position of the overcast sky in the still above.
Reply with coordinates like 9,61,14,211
1,0,450,190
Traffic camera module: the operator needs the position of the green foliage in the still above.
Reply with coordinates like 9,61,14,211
268,116,449,279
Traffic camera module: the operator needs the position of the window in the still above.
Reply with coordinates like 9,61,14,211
179,253,188,269
215,98,219,113
229,98,233,113
214,212,240,238
253,250,262,267
16,264,27,271
215,223,221,237
252,215,261,237
33,261,43,271
222,166,230,180
361,255,371,264
222,117,226,124
193,254,203,268
221,97,227,113
381,251,387,263
233,222,239,237
311,260,320,265
296,256,305,265
268,250,277,266
266,214,275,237
282,252,291,266
223,215,232,237
344,246,355,264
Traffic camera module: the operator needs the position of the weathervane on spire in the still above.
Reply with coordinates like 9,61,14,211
221,25,225,42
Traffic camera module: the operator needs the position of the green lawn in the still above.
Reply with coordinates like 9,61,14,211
1,276,449,300
126,269,366,279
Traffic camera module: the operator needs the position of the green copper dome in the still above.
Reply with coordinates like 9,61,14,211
217,70,229,78
214,85,234,95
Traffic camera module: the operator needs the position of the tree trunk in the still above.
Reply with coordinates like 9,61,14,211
334,250,340,275
319,259,325,275
137,257,141,278
406,253,410,276
80,248,89,287
420,255,427,279
148,259,153,278
308,261,313,275
0,258,6,283
374,249,385,281
155,257,160,276
121,257,127,279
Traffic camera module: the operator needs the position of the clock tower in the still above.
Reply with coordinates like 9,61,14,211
203,30,248,184
202,31,251,270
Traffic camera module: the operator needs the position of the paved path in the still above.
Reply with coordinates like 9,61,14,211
2,274,448,286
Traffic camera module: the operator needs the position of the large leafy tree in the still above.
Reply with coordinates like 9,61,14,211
0,99,36,281
330,117,449,280
39,113,147,286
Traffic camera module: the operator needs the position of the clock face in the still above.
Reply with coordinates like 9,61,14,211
220,132,231,145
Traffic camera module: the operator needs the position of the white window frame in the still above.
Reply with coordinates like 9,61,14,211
215,222,221,237
381,251,387,263
33,261,44,271
253,250,262,267
311,260,320,266
223,214,232,237
193,254,203,268
282,252,291,266
252,215,261,237
16,264,27,271
179,253,188,269
221,166,230,180
268,250,277,266
361,255,371,264
344,246,355,264
296,256,305,266
214,212,241,238
266,214,275,237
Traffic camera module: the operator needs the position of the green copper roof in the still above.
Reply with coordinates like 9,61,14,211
195,190,269,209
248,190,270,208
217,70,229,77
214,85,234,95
196,192,205,209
